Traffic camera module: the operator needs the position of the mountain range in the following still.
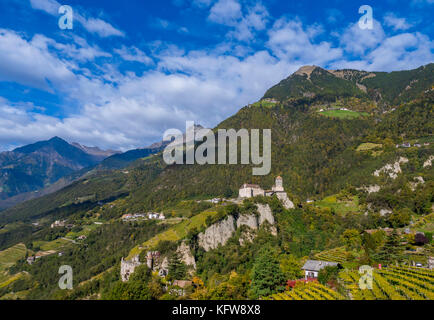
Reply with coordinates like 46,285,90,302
0,63,432,223
0,63,432,301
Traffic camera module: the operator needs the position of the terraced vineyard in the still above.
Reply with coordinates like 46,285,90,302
339,266,434,300
268,266,434,300
268,282,345,300
0,243,27,283
314,247,348,263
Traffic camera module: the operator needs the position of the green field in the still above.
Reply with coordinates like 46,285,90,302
32,238,70,251
0,243,27,283
65,223,101,239
315,195,361,215
411,212,434,233
251,100,277,108
318,109,370,119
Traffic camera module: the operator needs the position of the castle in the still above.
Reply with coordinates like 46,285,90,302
239,176,294,209
120,255,141,282
121,251,167,282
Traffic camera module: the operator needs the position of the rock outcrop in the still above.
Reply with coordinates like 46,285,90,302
257,204,274,225
257,204,277,236
358,185,381,194
275,192,295,209
409,176,425,191
423,155,434,168
236,214,258,230
177,240,196,269
374,157,408,179
198,216,236,251
380,208,392,216
198,204,278,251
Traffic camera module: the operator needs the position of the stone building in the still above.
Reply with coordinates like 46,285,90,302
238,176,294,209
272,176,284,192
121,255,141,282
238,184,265,198
146,251,161,269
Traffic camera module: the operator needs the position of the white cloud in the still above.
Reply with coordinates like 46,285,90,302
209,0,242,25
384,13,412,31
1,6,433,151
114,45,153,64
29,0,59,15
75,16,125,38
331,29,434,71
208,1,269,42
339,20,386,55
228,3,269,41
0,29,75,91
30,0,124,37
266,18,342,65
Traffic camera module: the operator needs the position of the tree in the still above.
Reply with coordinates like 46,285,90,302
318,266,340,285
168,252,187,280
387,209,411,228
103,281,151,300
249,247,285,299
373,230,404,265
341,229,361,250
414,233,429,246
279,254,303,280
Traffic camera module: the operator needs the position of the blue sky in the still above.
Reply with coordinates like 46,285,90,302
0,0,433,151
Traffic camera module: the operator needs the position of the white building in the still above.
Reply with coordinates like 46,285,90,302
50,220,66,228
302,260,339,279
272,176,284,192
239,184,265,198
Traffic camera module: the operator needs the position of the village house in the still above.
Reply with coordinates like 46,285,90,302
171,280,193,296
302,260,339,279
148,212,159,219
50,220,66,228
211,198,221,204
26,256,35,265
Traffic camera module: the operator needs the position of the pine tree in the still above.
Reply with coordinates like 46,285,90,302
250,247,286,299
373,230,404,265
168,252,187,280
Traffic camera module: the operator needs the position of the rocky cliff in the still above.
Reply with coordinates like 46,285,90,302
198,204,277,251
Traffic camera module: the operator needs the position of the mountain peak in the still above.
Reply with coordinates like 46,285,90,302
49,136,65,142
293,65,322,78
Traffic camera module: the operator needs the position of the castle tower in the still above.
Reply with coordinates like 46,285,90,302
146,251,153,269
272,176,284,192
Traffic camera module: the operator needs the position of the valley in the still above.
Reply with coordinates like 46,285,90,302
0,64,432,301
